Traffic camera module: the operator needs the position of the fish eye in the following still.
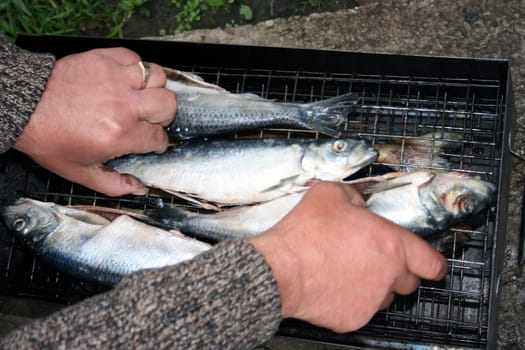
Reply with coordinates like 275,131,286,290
13,217,27,232
332,140,347,153
458,197,475,214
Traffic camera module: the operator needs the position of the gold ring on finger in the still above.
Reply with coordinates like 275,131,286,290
138,61,151,89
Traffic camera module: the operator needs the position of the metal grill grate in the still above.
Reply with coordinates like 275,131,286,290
1,35,512,349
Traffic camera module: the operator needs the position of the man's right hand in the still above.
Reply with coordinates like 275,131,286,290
250,181,448,333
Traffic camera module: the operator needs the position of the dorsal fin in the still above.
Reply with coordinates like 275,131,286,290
163,67,226,91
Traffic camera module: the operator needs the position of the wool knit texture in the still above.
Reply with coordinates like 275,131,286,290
0,33,55,153
0,240,282,349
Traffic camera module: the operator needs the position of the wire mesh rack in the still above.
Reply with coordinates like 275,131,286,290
0,35,514,349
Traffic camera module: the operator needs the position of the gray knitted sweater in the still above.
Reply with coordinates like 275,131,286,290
0,34,282,349
0,34,53,153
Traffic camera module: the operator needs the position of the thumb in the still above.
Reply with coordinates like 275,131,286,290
402,233,448,281
70,164,147,197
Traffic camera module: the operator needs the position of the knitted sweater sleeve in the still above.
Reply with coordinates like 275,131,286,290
0,33,55,153
0,239,282,349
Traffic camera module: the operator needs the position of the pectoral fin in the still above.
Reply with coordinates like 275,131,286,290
162,189,221,211
261,175,301,193
68,206,146,224
364,172,435,195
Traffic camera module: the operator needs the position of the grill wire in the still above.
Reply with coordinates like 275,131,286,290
0,65,504,348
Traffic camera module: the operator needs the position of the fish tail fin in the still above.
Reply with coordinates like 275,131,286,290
300,93,359,137
144,205,191,231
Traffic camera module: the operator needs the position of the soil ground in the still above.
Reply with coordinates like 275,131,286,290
123,0,362,38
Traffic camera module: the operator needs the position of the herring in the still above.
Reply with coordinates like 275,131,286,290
365,171,496,238
163,68,359,139
1,198,211,285
146,192,304,242
146,171,496,241
107,137,378,208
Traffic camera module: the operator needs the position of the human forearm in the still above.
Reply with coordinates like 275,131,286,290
0,33,55,153
0,240,281,350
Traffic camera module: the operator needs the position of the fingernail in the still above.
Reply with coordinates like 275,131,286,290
122,174,148,195
132,187,148,196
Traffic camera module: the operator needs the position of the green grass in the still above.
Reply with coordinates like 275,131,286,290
170,0,252,34
0,0,148,40
0,0,253,40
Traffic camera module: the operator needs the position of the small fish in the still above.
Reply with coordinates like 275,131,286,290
365,171,496,238
146,192,304,242
107,137,378,208
375,132,463,172
163,68,358,139
146,171,496,241
1,198,211,285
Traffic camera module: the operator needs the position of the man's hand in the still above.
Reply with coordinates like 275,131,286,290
250,182,448,333
14,47,177,196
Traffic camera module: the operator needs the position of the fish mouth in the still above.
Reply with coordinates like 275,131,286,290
351,155,376,170
352,146,379,168
476,180,498,206
341,149,378,180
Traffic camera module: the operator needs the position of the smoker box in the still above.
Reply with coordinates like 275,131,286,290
1,34,516,349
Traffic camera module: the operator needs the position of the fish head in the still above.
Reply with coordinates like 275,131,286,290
420,172,497,225
302,138,378,181
1,198,60,250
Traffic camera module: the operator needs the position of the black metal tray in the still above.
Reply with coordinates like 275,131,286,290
0,34,515,349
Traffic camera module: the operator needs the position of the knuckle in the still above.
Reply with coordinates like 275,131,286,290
380,237,402,257
105,121,125,138
99,118,126,146
157,89,178,116
109,47,139,60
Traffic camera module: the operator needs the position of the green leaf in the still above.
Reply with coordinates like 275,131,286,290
204,0,224,8
239,4,252,21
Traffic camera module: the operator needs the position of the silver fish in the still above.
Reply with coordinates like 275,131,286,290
147,171,496,241
365,171,496,238
147,192,304,242
107,137,378,208
163,68,358,139
1,198,211,285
